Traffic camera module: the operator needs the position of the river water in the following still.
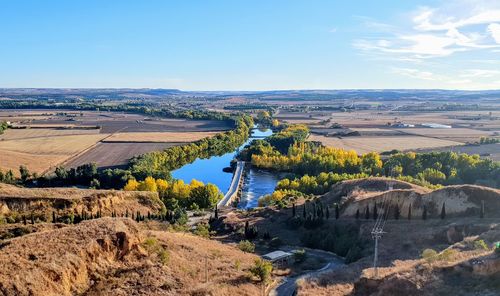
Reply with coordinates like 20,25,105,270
171,127,278,208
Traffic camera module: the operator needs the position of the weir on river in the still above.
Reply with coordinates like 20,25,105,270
217,161,245,208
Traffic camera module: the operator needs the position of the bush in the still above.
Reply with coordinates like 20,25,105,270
438,249,457,262
473,239,489,251
158,249,170,265
421,249,438,263
193,223,211,238
249,259,273,282
238,240,255,253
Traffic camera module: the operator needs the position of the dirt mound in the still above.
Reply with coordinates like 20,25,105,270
330,179,500,219
0,218,262,296
0,183,164,221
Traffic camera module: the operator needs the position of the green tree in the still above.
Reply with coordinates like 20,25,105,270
249,259,273,282
189,184,223,209
19,165,30,183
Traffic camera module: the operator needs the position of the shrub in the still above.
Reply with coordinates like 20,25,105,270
438,249,457,262
473,239,489,251
249,259,273,282
238,240,255,253
158,249,170,265
193,223,211,238
421,249,438,263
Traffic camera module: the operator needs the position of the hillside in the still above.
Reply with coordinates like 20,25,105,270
0,218,263,296
0,184,164,222
324,178,500,219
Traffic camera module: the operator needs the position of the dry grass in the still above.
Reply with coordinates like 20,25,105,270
397,127,494,143
104,131,216,143
309,134,461,154
0,134,108,174
0,128,100,140
0,218,263,296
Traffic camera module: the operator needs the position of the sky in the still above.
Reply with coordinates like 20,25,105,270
1,0,500,90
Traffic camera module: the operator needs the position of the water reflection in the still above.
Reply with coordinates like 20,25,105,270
171,126,275,198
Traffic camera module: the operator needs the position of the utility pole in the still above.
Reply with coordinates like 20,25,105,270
371,226,384,278
205,255,208,283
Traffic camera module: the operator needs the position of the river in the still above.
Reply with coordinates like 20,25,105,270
171,126,279,208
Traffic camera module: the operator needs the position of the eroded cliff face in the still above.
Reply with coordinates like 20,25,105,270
0,218,263,296
333,178,500,219
0,218,144,296
0,184,164,220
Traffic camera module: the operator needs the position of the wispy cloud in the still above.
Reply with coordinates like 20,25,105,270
354,2,500,59
460,69,500,78
354,1,500,89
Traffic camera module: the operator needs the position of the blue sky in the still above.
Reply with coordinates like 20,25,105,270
1,0,499,90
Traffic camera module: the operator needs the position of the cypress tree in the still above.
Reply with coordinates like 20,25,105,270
148,211,151,220
31,213,35,225
131,212,135,220
23,215,27,225
292,203,296,217
326,206,330,219
365,205,370,219
335,204,340,220
52,211,56,223
408,203,412,220
422,205,427,220
480,200,485,219
244,221,249,236
215,206,219,219
373,203,378,220
312,203,317,218
355,209,360,220
394,204,400,220
303,204,307,218
440,202,446,219
126,209,129,218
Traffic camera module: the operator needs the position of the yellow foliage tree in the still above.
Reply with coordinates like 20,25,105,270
156,178,169,193
123,179,139,191
138,176,158,192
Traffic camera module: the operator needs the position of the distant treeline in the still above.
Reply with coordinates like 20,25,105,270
0,100,233,121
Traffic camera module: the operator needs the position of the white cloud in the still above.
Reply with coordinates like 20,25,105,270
413,7,500,31
461,69,500,78
392,68,444,81
354,2,500,60
488,23,500,43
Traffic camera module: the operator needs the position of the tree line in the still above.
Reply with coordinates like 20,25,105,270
123,176,223,211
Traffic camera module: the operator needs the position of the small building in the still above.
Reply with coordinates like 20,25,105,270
262,250,293,267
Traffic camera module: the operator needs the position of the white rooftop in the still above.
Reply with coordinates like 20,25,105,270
262,250,292,261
